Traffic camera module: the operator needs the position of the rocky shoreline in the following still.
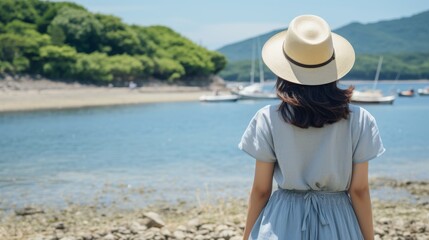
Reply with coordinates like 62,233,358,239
0,179,428,240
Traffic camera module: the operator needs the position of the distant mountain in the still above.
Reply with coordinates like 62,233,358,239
218,10,429,62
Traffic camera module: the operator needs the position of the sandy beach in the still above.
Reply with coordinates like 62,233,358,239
2,77,429,113
0,78,215,113
0,88,213,113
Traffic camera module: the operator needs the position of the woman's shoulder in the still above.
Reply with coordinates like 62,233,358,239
255,105,278,118
250,105,279,126
349,104,376,121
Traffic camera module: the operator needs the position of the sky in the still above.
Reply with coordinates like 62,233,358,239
60,0,429,50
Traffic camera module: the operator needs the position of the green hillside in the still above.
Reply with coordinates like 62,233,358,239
0,0,226,85
218,10,429,61
218,10,429,80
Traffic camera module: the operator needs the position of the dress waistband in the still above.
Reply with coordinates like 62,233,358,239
276,188,349,232
278,188,347,195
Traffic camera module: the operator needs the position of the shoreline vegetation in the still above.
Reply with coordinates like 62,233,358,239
0,1,226,87
0,178,428,240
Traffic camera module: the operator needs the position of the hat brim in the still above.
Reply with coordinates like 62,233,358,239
262,30,355,85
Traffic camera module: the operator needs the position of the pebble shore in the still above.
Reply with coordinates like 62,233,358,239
1,179,428,240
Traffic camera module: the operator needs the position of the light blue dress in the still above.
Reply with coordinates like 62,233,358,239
239,104,385,240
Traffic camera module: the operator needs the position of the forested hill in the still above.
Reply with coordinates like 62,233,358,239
218,10,429,81
218,10,429,61
0,0,226,85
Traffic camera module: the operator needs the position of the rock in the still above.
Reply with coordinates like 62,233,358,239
194,235,205,240
143,212,165,228
15,207,45,216
142,231,155,239
103,233,115,240
238,223,246,230
160,228,171,237
196,229,210,236
176,225,188,232
230,236,242,240
54,222,66,230
130,221,147,233
215,224,229,232
173,230,186,239
199,224,215,231
187,218,200,227
218,229,236,239
378,217,392,225
116,226,130,235
374,227,385,236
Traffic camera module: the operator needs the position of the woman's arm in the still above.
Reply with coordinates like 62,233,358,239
243,161,275,240
348,162,374,240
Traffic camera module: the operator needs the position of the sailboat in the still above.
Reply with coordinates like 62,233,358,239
236,38,278,100
351,56,395,104
199,90,239,102
417,87,429,96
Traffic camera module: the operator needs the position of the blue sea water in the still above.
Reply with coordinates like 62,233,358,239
0,82,428,208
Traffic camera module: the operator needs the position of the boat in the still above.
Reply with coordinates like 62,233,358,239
199,92,239,102
236,38,278,100
417,87,429,96
236,83,277,99
398,89,415,97
351,56,396,104
351,90,395,104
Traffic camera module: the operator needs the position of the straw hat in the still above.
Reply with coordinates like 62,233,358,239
262,15,355,85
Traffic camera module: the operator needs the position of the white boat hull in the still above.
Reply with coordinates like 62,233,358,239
236,83,278,100
199,95,239,102
351,90,395,104
238,93,278,100
418,88,429,96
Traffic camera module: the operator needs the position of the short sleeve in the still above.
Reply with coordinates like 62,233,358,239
352,109,385,163
238,109,276,162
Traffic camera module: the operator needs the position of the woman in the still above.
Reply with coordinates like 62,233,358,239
239,15,385,239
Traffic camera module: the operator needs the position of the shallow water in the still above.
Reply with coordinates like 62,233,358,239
0,82,428,208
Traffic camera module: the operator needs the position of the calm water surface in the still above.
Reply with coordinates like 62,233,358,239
0,82,428,208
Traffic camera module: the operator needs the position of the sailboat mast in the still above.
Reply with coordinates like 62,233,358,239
250,41,256,84
373,56,383,90
257,38,264,84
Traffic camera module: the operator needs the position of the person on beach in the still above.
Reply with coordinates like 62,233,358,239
239,15,385,239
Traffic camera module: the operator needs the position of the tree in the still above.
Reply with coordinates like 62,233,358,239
153,58,185,82
134,55,155,77
4,20,36,34
73,52,113,83
39,45,77,78
96,14,141,55
0,30,50,73
48,7,103,53
209,51,227,74
106,54,143,82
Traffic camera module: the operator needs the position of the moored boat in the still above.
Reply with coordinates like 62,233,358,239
236,83,278,100
417,88,429,96
352,90,395,104
351,56,396,104
236,38,278,100
199,94,239,102
398,89,415,97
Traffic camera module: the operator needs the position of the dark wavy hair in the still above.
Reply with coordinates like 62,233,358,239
276,77,354,128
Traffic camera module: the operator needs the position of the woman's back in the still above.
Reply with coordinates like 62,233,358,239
240,104,384,192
